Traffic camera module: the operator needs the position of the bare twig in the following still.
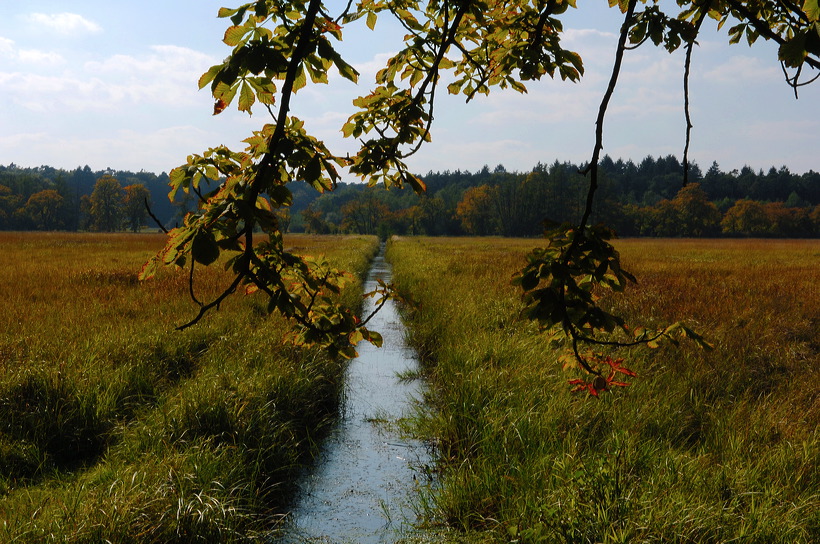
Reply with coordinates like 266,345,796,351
145,198,169,234
177,268,246,330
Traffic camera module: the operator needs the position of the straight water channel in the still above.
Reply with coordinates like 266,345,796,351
277,246,434,544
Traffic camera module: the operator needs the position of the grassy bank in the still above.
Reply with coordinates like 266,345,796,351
388,237,819,543
0,232,379,542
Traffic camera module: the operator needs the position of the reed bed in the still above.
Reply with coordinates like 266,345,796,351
388,237,819,543
0,231,379,543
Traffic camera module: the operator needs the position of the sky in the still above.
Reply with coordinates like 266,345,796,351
1,1,818,180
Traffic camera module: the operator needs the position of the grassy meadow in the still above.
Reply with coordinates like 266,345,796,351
0,231,379,543
387,237,820,543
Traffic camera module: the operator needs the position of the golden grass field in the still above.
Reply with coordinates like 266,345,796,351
1,232,817,543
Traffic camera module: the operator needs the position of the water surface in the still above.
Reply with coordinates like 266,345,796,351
279,248,432,543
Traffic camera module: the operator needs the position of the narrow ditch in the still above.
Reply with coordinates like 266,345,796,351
278,244,435,543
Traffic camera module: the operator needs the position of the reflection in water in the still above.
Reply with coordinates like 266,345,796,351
278,247,433,544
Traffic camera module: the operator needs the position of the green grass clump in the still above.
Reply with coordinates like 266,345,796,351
388,237,820,543
0,232,379,542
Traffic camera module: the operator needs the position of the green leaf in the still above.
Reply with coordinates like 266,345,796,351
293,66,307,92
630,21,647,44
365,329,383,347
192,231,220,265
520,271,539,291
214,81,239,105
805,0,820,22
268,184,293,207
304,155,322,183
341,121,357,138
678,324,714,350
335,57,360,83
238,81,255,114
139,254,161,281
366,11,377,30
349,329,364,345
779,32,808,68
199,64,223,90
224,25,248,47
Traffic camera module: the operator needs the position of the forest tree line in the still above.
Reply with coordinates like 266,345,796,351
300,155,820,238
0,165,190,232
2,155,819,237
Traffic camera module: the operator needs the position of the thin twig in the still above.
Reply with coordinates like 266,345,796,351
145,198,168,233
189,258,203,307
184,0,324,328
177,269,246,330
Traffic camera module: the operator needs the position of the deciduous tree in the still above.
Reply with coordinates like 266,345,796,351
90,175,124,232
0,184,21,229
340,194,389,234
24,189,64,230
455,185,499,235
122,183,152,232
671,183,721,236
722,198,769,235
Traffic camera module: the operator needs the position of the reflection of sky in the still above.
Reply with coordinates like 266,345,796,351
1,1,817,176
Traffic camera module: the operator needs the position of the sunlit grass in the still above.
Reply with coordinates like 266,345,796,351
388,237,820,543
0,231,379,542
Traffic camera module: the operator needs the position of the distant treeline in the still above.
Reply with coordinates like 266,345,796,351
2,155,819,237
301,156,820,238
0,164,185,231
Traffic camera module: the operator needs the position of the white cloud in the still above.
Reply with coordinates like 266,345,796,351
87,45,213,78
17,49,64,64
0,46,218,113
27,13,101,36
0,36,64,65
701,55,779,83
84,45,217,105
0,131,49,147
0,37,14,56
408,137,538,174
350,52,396,83
0,72,104,111
0,126,220,173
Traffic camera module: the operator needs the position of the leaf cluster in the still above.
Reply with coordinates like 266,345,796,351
513,222,712,377
513,222,635,342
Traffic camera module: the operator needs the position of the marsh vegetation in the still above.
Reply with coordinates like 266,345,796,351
0,232,378,542
1,233,817,543
389,237,819,543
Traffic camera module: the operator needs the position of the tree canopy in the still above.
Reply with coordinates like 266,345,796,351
141,0,819,377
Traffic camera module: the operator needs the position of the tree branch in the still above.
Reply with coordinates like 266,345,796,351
683,4,710,186
144,198,168,234
578,0,638,229
177,266,247,330
724,0,820,72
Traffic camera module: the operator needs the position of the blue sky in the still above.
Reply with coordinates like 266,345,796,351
1,1,817,178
